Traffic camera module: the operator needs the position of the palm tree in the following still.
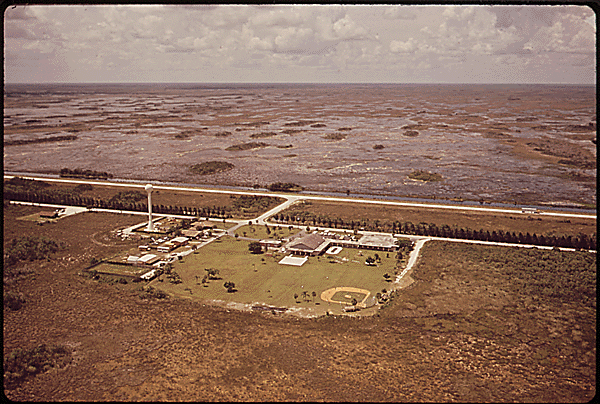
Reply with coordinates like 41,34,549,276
311,291,316,302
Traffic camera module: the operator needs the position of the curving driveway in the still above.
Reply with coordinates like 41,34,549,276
394,237,430,285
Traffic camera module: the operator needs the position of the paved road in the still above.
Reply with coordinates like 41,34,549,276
5,175,596,220
397,238,430,283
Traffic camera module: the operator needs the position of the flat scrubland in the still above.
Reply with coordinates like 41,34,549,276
280,199,596,239
3,202,596,401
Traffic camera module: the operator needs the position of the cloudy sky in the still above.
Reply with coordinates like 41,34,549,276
4,4,596,84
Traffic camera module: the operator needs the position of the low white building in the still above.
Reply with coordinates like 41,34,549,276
157,243,175,253
137,253,160,266
171,236,190,246
140,269,158,280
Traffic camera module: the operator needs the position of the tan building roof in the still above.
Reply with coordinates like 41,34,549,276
171,236,190,245
139,253,159,264
287,233,326,250
182,229,201,238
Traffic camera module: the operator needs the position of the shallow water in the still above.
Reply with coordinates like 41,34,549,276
4,83,596,205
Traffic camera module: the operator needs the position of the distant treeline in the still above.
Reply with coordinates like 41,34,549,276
60,168,113,179
271,210,596,250
266,182,304,192
5,135,77,146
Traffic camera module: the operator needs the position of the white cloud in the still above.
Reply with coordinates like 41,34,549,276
3,4,595,84
332,14,368,39
390,38,417,53
382,6,417,20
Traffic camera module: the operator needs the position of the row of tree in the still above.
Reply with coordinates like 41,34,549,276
4,188,233,219
271,211,596,250
59,167,113,179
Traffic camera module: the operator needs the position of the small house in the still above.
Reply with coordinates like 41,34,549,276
157,244,175,253
259,239,282,249
181,229,202,239
171,236,190,246
195,221,216,230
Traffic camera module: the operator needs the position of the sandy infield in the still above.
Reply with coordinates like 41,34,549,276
320,287,371,308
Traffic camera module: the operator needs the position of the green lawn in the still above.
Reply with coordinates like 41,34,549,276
204,220,238,231
153,236,396,310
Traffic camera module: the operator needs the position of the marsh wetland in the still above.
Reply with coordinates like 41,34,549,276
4,83,596,206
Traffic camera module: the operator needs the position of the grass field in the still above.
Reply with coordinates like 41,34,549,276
153,236,394,314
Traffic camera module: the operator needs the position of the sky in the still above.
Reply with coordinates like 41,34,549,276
4,4,596,84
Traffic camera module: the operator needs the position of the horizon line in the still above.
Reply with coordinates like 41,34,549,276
5,81,596,86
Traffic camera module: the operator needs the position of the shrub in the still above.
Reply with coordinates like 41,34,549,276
224,281,237,293
3,344,72,389
4,236,65,268
190,161,235,175
249,132,278,139
139,286,168,300
4,291,26,311
266,182,304,192
323,133,347,140
225,142,268,151
408,170,443,182
248,242,263,254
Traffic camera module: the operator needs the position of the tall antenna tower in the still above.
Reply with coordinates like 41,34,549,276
145,184,154,231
